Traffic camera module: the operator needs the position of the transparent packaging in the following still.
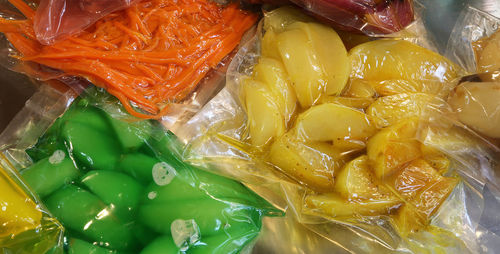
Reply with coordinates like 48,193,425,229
0,0,257,120
0,85,282,253
250,0,415,35
177,6,500,253
34,0,138,45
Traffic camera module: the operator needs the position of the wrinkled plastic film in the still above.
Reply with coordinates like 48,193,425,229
0,86,70,254
252,0,415,35
34,0,137,44
445,6,500,73
179,6,499,253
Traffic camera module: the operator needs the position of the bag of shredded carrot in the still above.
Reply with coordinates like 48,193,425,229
0,0,257,121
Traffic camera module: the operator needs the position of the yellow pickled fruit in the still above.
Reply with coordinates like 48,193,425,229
320,96,374,110
345,79,376,98
368,79,451,97
241,78,285,147
420,144,450,175
261,30,281,60
393,203,427,237
305,193,401,218
473,29,500,73
269,132,346,192
335,155,399,203
0,167,42,237
349,40,461,96
263,6,314,33
252,57,297,125
276,22,349,107
448,82,500,138
391,159,458,236
367,93,446,128
367,117,422,179
287,22,350,96
294,103,377,143
276,28,324,107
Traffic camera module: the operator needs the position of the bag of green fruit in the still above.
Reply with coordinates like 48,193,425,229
0,84,283,254
178,5,500,254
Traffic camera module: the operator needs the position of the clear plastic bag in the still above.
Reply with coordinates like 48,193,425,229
0,0,257,120
178,6,500,253
0,85,282,253
250,0,415,35
34,0,138,45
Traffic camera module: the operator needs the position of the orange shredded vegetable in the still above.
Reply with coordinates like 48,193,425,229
0,0,257,118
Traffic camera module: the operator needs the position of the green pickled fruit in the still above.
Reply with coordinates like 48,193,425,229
81,171,144,221
107,116,153,151
139,235,179,254
62,108,120,171
45,185,136,251
139,198,255,236
117,153,160,184
142,175,207,205
68,238,117,254
188,222,260,254
146,132,186,170
186,231,259,254
22,153,79,198
133,223,159,247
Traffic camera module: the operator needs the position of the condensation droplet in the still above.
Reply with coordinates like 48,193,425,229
152,162,176,186
148,191,157,200
49,150,65,164
171,219,200,251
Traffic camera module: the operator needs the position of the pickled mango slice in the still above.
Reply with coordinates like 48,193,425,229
391,159,458,236
367,93,445,128
349,40,461,96
335,155,398,203
253,57,297,125
269,132,346,193
0,167,42,237
241,78,285,147
287,22,350,96
305,193,401,218
367,118,421,179
276,28,324,107
276,22,349,107
294,103,376,142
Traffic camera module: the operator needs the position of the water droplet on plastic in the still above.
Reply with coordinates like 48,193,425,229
49,150,65,164
148,191,157,200
171,219,200,251
152,162,176,186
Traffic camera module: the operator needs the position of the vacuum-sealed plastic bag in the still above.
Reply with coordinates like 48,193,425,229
0,0,257,119
34,0,138,45
177,6,500,253
248,0,415,35
1,85,282,253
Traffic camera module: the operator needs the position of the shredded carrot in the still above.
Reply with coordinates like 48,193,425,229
0,0,257,118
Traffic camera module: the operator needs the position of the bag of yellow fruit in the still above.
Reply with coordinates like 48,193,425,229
178,5,500,254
